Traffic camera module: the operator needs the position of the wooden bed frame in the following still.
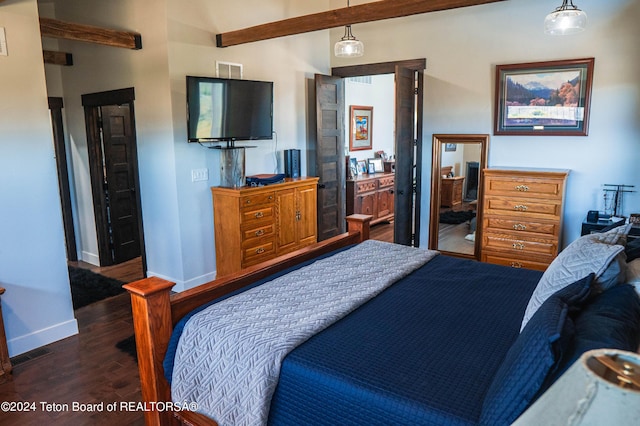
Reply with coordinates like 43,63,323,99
123,215,372,426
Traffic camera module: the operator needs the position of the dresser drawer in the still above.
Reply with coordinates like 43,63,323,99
481,252,550,271
482,232,558,259
242,239,276,266
241,191,276,208
356,180,377,192
483,217,560,238
241,205,275,226
378,176,395,188
484,196,562,219
241,223,275,242
485,176,564,199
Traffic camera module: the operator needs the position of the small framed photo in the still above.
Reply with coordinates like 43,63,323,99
368,162,376,174
357,160,367,175
445,143,457,152
368,158,383,173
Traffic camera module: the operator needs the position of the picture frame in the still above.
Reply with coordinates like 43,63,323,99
368,162,376,174
349,157,358,179
368,158,383,173
494,58,594,136
349,105,373,151
357,160,367,175
444,143,457,152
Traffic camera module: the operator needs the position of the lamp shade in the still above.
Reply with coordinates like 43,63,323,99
513,349,640,425
334,25,364,58
544,7,587,35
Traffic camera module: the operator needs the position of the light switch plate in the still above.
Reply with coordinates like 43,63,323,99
191,168,209,182
0,27,7,56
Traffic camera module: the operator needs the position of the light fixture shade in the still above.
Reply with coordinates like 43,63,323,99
544,7,587,35
334,25,364,58
513,349,640,425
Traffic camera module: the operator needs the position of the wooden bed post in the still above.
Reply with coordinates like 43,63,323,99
346,214,372,242
123,277,177,426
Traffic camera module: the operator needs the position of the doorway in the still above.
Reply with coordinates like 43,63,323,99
81,88,146,270
313,59,425,246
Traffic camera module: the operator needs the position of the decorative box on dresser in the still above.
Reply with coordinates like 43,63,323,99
480,168,569,271
346,173,395,225
211,177,318,277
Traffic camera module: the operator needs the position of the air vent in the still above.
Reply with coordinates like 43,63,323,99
216,61,243,79
347,76,372,85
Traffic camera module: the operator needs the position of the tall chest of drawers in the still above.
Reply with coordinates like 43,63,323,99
480,169,569,271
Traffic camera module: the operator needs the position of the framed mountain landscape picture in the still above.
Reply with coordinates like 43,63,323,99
494,58,594,136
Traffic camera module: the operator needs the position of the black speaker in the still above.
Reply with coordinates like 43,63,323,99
587,210,599,222
284,149,301,178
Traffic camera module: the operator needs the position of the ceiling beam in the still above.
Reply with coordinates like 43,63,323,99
39,18,142,50
43,50,74,66
216,0,507,48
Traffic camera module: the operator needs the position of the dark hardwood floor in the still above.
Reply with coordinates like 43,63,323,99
0,226,395,426
0,259,145,425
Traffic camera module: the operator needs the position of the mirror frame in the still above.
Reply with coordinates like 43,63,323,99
428,134,489,259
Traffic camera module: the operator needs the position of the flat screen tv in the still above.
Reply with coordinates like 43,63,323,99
186,76,273,143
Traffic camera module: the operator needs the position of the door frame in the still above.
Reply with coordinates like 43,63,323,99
81,87,146,271
49,97,78,261
332,58,425,246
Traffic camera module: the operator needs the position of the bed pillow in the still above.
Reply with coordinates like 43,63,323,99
538,283,640,394
626,237,640,263
519,225,629,331
479,274,593,426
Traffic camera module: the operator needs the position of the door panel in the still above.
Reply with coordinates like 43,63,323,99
101,104,141,264
394,67,416,246
314,74,345,241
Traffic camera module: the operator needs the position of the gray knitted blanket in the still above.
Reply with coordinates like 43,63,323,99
171,240,438,425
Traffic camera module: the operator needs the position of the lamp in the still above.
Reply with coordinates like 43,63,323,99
334,0,364,58
544,0,587,35
513,349,640,425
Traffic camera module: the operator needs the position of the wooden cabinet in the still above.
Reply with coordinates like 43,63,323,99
440,176,465,208
480,169,569,271
212,177,318,277
346,173,395,225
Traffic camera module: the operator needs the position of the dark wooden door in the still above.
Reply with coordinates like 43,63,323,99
83,88,145,268
49,97,77,261
313,74,345,241
100,104,142,264
394,66,416,246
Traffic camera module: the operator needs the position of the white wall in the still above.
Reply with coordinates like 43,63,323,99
0,0,78,356
345,74,395,163
331,0,640,247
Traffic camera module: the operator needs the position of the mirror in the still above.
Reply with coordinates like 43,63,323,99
428,134,489,259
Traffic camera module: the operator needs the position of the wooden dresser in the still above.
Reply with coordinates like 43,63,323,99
480,168,569,271
440,176,465,208
211,177,318,277
0,287,11,382
346,173,395,225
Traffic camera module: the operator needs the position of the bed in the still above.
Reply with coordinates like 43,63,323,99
124,215,640,426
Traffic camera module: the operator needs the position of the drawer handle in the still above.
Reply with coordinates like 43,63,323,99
255,229,265,236
511,261,523,268
255,212,264,218
515,185,529,192
268,195,273,201
246,199,251,204
513,223,527,231
512,242,525,250
514,205,528,211
256,248,265,254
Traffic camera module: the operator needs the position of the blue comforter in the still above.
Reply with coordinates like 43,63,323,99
268,256,542,425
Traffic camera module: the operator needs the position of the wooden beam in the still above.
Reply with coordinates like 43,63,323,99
216,0,507,47
43,50,73,66
39,17,142,50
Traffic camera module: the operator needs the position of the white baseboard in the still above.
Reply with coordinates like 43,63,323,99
81,251,100,266
7,318,79,357
145,270,216,293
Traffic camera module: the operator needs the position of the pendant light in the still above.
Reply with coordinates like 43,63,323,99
544,0,587,35
334,0,364,57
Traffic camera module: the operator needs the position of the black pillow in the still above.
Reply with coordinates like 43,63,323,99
625,237,640,262
539,283,640,393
